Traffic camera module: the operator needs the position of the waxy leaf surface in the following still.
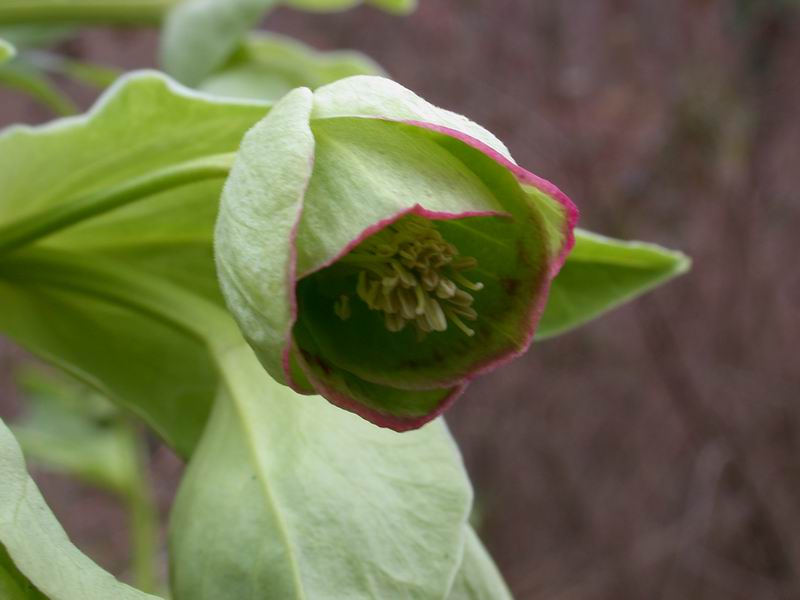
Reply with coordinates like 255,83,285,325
0,73,268,454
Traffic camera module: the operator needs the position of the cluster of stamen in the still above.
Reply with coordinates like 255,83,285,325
334,216,483,337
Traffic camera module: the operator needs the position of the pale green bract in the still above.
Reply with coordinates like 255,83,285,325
161,0,413,86
0,417,163,600
199,32,384,101
171,344,472,600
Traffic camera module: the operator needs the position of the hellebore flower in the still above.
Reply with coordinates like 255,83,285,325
215,76,578,431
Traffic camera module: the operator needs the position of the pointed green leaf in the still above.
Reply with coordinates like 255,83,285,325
200,33,384,101
537,229,690,339
170,343,472,600
0,417,162,600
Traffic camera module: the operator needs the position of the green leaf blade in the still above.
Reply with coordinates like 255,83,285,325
537,228,691,339
0,249,220,456
0,417,162,600
170,345,472,600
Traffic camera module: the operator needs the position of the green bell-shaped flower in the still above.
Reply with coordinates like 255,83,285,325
215,76,578,430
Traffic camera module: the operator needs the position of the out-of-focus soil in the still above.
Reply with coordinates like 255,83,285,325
1,1,799,598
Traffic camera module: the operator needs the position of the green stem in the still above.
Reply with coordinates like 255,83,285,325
125,427,159,593
0,66,78,116
0,0,179,26
25,50,121,89
0,153,235,256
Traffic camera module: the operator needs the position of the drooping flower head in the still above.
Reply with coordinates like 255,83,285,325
215,76,578,431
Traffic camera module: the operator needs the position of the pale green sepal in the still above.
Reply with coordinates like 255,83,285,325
216,87,315,386
0,417,162,600
537,228,691,339
161,0,279,86
0,38,15,63
297,117,505,275
312,76,514,161
447,527,513,600
294,126,558,394
170,344,471,600
200,32,384,101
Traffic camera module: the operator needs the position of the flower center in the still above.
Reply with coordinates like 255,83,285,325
334,215,483,337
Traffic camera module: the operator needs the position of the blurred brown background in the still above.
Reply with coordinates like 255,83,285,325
1,1,799,598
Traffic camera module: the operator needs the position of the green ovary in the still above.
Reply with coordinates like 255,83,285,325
334,215,483,338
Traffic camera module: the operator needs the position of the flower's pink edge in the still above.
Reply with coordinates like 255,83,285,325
402,119,580,384
405,120,579,276
286,117,579,413
299,204,508,279
294,341,469,432
281,150,317,394
282,186,502,392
